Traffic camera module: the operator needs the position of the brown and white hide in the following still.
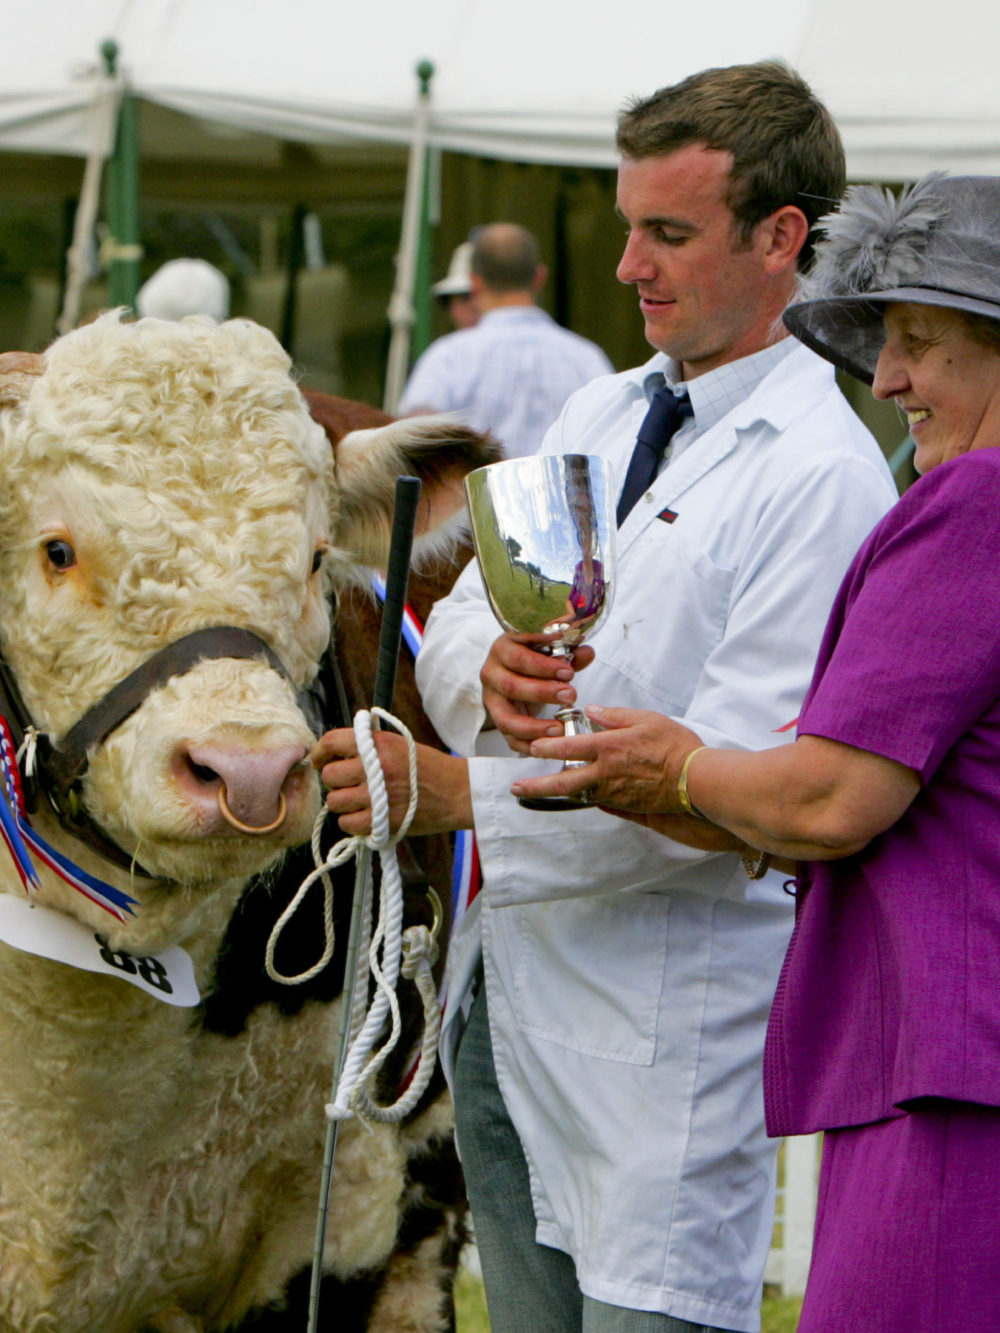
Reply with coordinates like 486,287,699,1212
0,314,496,1333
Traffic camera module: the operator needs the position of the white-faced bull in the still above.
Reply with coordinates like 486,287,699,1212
0,313,497,1333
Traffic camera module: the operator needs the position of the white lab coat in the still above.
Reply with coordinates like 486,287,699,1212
417,343,897,1330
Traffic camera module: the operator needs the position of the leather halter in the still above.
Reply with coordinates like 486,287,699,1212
0,627,325,879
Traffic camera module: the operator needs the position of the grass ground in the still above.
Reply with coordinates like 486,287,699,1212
455,1270,803,1331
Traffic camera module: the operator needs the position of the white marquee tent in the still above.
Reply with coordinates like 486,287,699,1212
3,0,998,403
4,0,999,179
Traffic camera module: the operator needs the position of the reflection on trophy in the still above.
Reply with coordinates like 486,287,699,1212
464,453,616,811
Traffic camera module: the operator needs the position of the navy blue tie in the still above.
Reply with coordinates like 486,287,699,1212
616,385,693,526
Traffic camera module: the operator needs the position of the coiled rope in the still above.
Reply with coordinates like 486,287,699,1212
264,707,440,1124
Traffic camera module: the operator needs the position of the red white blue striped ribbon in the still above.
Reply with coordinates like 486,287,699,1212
368,572,425,662
0,717,138,921
450,829,481,927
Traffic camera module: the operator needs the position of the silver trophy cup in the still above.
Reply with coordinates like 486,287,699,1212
464,453,616,811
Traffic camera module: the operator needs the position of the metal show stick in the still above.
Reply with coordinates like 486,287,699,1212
307,474,422,1333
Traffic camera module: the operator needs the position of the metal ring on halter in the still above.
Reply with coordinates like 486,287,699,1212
217,788,288,835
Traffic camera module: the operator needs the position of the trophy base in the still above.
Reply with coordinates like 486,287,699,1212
517,789,596,812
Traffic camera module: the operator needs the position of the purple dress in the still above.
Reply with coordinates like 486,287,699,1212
764,449,1000,1331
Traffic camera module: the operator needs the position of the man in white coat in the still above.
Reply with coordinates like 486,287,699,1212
315,61,897,1333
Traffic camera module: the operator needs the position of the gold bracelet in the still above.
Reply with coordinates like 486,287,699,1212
741,849,772,880
676,746,707,818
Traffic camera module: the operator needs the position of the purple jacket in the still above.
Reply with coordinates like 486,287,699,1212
765,449,1000,1136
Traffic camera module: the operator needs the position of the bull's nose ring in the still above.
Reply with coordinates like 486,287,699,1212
217,788,288,835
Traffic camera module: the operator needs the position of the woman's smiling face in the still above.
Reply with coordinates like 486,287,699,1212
872,303,1000,474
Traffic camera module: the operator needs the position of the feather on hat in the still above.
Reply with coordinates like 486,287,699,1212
806,173,948,300
785,172,1000,382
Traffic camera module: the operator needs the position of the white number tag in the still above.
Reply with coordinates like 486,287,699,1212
0,894,200,1007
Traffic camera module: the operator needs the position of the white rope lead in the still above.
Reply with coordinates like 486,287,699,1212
349,921,441,1123
264,707,440,1124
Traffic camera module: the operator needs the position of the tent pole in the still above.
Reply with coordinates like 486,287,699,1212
100,40,142,314
383,60,434,414
58,48,122,335
411,143,437,362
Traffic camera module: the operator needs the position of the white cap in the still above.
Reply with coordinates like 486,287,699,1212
136,259,231,322
431,242,473,297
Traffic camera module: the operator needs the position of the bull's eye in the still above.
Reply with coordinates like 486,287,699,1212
44,539,76,571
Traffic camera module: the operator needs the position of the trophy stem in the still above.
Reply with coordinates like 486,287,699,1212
515,706,596,812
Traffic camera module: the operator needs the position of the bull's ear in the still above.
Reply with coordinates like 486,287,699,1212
332,417,501,570
0,352,45,407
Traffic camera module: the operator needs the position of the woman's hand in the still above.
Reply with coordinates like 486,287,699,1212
512,703,924,866
510,704,702,811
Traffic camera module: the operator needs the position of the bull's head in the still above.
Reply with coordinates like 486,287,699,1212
0,317,340,948
0,313,497,954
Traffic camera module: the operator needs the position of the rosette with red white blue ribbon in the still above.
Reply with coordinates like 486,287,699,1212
0,717,137,921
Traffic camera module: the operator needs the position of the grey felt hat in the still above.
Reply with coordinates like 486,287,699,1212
783,173,1000,384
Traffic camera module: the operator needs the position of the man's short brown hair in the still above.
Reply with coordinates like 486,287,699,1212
616,61,845,271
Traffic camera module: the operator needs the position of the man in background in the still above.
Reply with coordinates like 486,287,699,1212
398,222,612,458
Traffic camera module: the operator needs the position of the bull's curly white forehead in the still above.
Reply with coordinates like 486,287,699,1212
20,311,331,483
0,312,336,733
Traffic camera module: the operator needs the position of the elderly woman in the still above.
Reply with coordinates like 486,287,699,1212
514,172,1000,1333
